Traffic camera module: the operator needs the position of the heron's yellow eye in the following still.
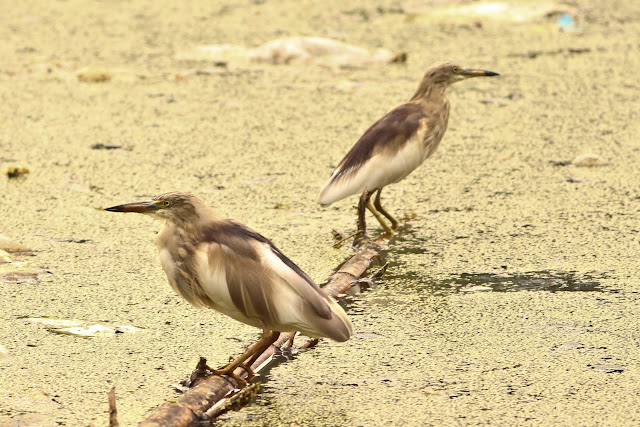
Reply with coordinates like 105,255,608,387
163,200,171,207
452,66,462,73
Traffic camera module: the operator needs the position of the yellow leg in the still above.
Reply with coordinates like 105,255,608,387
366,201,393,235
373,189,399,230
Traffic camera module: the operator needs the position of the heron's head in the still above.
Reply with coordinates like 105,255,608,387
105,192,202,222
428,62,499,85
412,62,499,99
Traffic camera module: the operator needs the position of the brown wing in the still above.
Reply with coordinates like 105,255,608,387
330,102,427,183
201,221,332,320
215,242,280,326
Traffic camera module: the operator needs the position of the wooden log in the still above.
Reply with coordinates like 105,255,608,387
140,240,384,425
324,242,384,297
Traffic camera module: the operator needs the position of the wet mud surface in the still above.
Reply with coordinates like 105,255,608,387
1,0,640,425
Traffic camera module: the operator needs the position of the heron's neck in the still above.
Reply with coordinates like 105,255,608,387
410,83,449,103
166,205,221,236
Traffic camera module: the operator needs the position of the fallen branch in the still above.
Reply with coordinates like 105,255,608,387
139,239,385,426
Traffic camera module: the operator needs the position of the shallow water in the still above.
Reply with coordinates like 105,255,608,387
440,270,612,293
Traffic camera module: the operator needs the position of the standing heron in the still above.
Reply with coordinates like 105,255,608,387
105,192,352,384
318,62,499,241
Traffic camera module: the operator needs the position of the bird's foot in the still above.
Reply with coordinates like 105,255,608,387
381,229,394,239
381,220,401,239
215,358,257,388
186,356,255,388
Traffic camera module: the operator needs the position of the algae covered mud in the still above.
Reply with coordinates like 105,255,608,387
2,0,640,425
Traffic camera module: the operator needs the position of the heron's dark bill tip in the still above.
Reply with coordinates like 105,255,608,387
105,204,127,212
460,68,500,78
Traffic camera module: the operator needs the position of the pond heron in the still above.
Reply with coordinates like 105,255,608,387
105,192,353,384
318,62,499,242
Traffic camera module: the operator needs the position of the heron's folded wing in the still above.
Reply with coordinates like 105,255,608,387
202,221,332,320
330,102,427,183
257,242,333,320
216,242,280,325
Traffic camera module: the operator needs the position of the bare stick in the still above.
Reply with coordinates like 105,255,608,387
108,386,119,427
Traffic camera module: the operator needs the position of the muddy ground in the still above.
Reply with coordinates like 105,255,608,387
1,0,640,425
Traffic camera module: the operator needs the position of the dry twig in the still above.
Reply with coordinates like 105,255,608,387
108,386,119,427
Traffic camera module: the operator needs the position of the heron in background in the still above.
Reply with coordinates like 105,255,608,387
318,62,499,242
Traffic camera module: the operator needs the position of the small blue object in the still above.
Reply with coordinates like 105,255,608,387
557,13,576,31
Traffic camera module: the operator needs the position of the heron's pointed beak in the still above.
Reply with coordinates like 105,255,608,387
460,68,499,78
105,200,161,213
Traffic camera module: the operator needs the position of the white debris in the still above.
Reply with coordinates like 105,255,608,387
248,37,398,66
25,317,143,337
406,1,575,24
571,153,609,167
174,37,402,68
0,250,11,263
0,233,30,252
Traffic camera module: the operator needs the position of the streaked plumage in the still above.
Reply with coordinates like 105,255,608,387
105,192,352,381
318,62,499,240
